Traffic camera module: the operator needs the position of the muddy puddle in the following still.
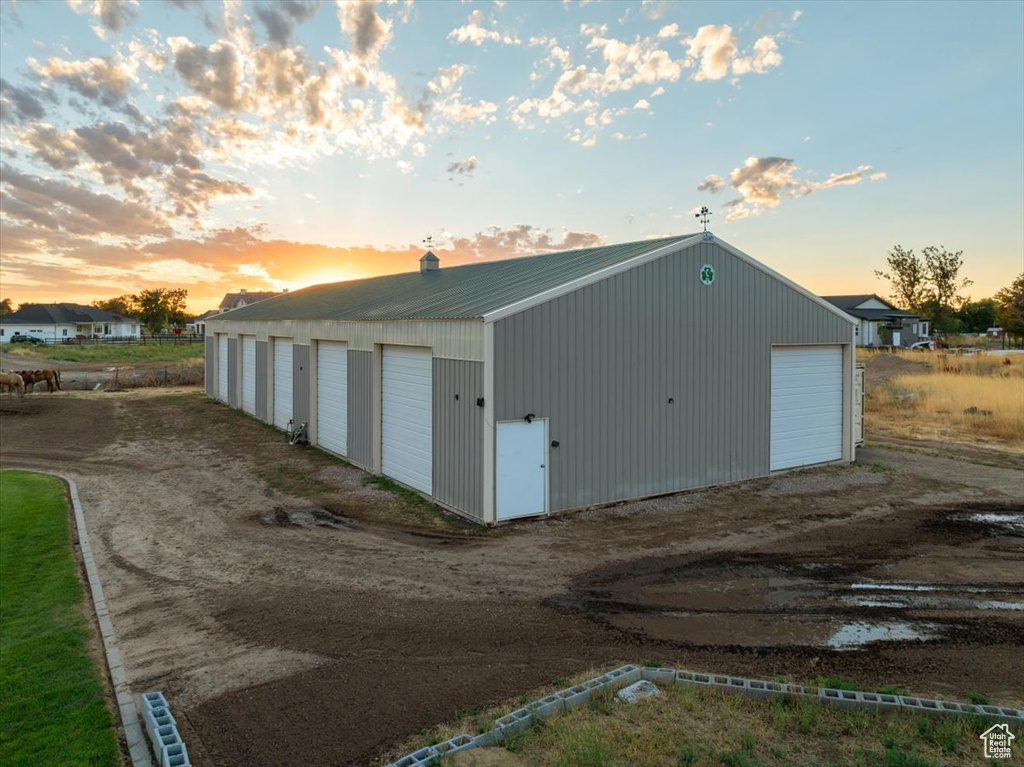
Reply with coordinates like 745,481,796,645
555,504,1024,651
261,506,358,530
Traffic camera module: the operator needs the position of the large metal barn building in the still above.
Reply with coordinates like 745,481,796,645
205,233,858,524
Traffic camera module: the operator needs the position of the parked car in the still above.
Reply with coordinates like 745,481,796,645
909,340,935,351
9,333,42,344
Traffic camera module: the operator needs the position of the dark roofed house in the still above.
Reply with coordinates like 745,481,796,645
218,289,281,313
822,294,929,347
0,303,140,343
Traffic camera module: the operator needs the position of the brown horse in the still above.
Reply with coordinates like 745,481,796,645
0,371,25,397
18,369,61,393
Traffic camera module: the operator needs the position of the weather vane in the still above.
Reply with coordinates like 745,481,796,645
422,235,435,250
695,206,712,233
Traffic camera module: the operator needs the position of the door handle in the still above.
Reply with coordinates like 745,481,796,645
540,464,545,468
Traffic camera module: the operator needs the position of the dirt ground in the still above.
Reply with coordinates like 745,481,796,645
1,387,1021,766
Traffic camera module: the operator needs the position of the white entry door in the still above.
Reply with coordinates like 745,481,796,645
381,346,432,493
496,419,548,520
216,334,228,402
272,338,293,430
317,341,348,456
241,335,256,414
770,345,843,471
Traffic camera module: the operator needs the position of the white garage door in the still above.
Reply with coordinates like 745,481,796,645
771,345,844,471
272,338,293,430
381,346,432,494
241,335,256,414
316,341,348,456
217,334,228,402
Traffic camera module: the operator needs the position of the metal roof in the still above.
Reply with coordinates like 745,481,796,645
210,235,698,323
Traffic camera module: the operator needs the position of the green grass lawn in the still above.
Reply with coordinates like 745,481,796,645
0,471,120,767
0,341,203,364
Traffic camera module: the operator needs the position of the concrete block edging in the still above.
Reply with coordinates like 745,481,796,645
385,665,1024,767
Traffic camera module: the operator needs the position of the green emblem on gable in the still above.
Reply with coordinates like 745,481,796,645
700,264,715,286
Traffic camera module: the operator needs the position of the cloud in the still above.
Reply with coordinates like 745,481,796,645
640,0,670,20
657,23,679,38
449,9,520,46
733,36,782,76
697,174,725,193
0,78,48,122
255,0,320,45
700,156,886,221
446,224,603,259
683,25,782,82
446,155,477,175
68,0,139,38
337,0,392,60
633,99,650,110
30,55,134,105
1,162,171,237
168,37,245,110
792,9,803,21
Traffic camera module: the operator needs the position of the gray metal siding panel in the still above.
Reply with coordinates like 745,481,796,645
493,241,851,513
227,337,239,408
433,359,484,520
204,335,214,397
293,345,310,425
347,350,374,469
255,341,268,422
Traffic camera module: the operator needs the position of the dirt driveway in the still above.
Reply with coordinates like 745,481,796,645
1,389,1021,766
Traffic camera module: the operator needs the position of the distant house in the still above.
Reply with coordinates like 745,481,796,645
822,295,929,348
0,303,141,343
192,309,220,337
219,289,281,312
192,290,283,337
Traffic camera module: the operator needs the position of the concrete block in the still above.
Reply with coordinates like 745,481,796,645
142,692,169,713
640,667,676,685
674,670,711,688
434,734,474,756
820,688,861,711
152,724,180,757
494,707,532,737
471,729,504,748
557,684,592,710
388,747,437,767
605,664,642,686
744,679,778,700
526,694,564,718
900,696,941,714
145,708,177,743
160,742,189,767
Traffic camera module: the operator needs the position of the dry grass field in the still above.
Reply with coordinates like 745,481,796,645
860,349,1024,451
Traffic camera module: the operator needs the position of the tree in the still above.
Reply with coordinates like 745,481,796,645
135,288,189,335
877,244,974,334
874,245,928,312
93,295,137,316
0,298,13,315
995,273,1024,337
922,246,973,333
956,298,998,334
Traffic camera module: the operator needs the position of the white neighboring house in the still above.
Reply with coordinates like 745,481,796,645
0,303,141,343
822,294,930,347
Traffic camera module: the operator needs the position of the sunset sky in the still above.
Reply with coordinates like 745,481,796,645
1,0,1021,313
